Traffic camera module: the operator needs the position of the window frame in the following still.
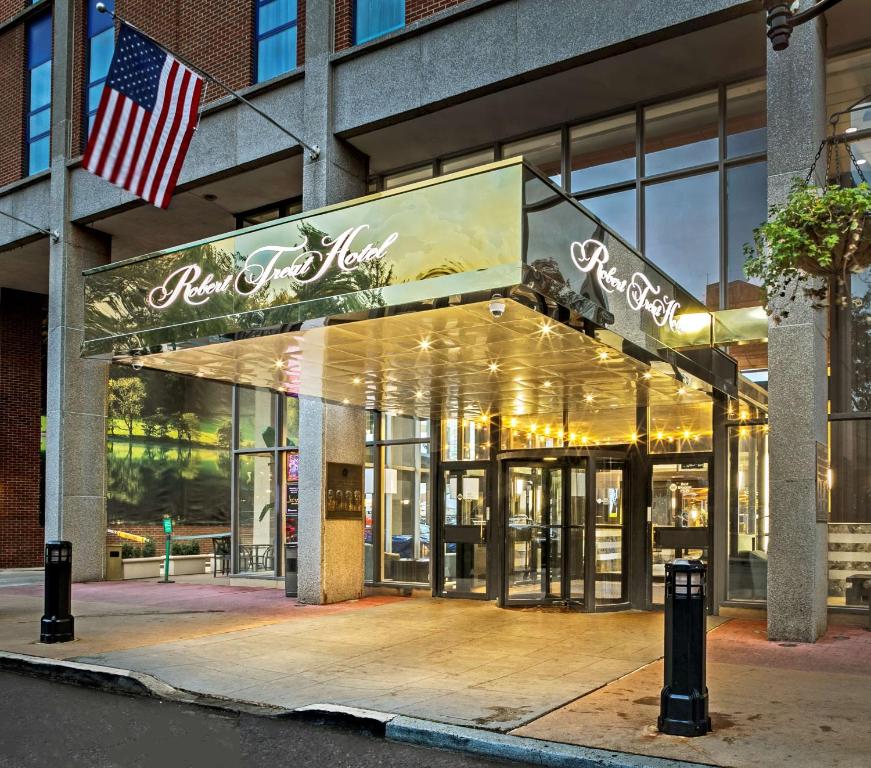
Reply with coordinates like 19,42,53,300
254,0,299,84
25,10,52,176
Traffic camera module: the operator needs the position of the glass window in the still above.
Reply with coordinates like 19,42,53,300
364,444,375,581
570,112,636,192
381,442,430,584
86,1,114,138
284,394,299,447
256,0,297,82
827,48,871,137
237,453,276,573
832,269,871,413
383,413,428,441
502,131,563,187
594,461,624,603
383,164,433,189
579,189,637,247
644,92,718,176
649,400,714,453
644,171,720,306
441,148,495,175
727,424,768,601
355,0,405,44
726,161,767,307
442,416,490,460
238,388,277,449
26,12,52,175
726,79,766,159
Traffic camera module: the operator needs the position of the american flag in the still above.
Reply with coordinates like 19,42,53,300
83,24,203,210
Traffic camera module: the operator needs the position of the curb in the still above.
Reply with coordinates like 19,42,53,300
386,716,711,768
0,651,710,768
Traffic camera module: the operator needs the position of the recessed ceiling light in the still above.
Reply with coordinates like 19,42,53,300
597,349,610,361
414,390,424,400
543,380,552,388
584,393,595,403
273,358,284,369
418,338,432,351
342,398,350,405
858,158,868,166
539,322,553,336
352,376,362,385
642,371,652,380
488,361,499,373
677,387,687,396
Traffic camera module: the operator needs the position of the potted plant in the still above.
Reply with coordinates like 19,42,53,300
744,180,871,322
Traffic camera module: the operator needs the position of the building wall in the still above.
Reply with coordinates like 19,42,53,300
0,21,26,186
0,289,46,568
335,0,469,51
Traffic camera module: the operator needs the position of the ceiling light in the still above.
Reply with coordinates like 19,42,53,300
858,159,868,166
342,398,350,405
488,361,499,373
584,393,594,403
418,338,432,351
677,387,686,396
581,435,589,444
530,423,538,433
568,432,576,442
539,322,553,336
630,432,638,442
352,376,362,385
543,457,557,462
414,390,424,400
597,349,609,361
656,430,664,440
273,358,284,369
642,371,652,380
509,417,518,428
683,429,692,439
543,380,552,388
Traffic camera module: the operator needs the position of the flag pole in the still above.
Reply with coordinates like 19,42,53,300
0,209,59,242
95,3,320,161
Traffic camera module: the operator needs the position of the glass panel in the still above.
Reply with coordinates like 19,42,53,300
259,0,296,34
441,148,495,175
364,444,375,581
502,131,563,187
644,171,720,307
649,399,714,453
579,189,636,247
28,136,49,175
443,468,488,594
27,12,52,68
383,412,428,440
257,25,297,82
726,161,767,307
237,453,276,574
570,112,636,192
243,209,281,227
365,410,376,442
827,48,871,138
726,79,766,159
728,425,769,601
382,443,430,584
88,0,114,37
88,83,103,114
89,27,114,84
594,462,624,602
28,107,50,140
652,463,709,606
383,164,433,189
284,394,298,447
644,91,718,176
831,269,871,413
442,416,488,459
30,61,52,110
505,466,561,600
355,0,405,44
238,388,277,449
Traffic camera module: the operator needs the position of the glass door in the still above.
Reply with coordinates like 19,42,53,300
593,460,626,604
442,468,489,596
650,460,710,606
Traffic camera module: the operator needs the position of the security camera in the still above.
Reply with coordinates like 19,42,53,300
488,294,506,319
131,353,144,371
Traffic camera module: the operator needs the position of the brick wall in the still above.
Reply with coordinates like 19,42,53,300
0,19,26,186
0,289,47,569
335,0,469,51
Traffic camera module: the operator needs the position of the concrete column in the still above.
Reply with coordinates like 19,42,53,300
765,4,828,642
43,0,111,581
296,0,368,604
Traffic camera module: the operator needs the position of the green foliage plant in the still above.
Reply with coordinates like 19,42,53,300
744,180,871,322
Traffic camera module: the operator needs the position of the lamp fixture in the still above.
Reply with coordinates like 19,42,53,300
765,0,846,52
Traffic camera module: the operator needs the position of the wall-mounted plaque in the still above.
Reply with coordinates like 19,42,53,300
325,462,364,521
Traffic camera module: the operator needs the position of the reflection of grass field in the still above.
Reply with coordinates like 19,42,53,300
108,417,226,447
108,439,224,473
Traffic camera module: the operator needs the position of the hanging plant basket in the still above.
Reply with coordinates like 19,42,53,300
744,180,871,321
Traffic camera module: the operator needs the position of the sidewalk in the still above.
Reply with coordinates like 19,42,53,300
1,577,869,768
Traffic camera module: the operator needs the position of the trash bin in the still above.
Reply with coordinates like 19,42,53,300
106,545,123,581
285,543,298,597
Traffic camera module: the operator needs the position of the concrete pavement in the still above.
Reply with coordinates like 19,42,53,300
2,576,870,768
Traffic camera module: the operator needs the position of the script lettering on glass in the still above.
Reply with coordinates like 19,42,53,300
146,225,399,310
570,239,681,331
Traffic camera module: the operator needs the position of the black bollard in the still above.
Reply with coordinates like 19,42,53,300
40,541,75,643
658,558,710,736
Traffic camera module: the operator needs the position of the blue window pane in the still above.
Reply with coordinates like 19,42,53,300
89,83,104,113
28,107,50,140
570,113,636,193
88,112,96,136
726,161,767,304
89,28,114,83
580,189,637,248
355,0,404,44
644,92,719,176
259,0,296,35
30,61,51,111
726,81,767,160
644,172,720,307
27,12,52,68
87,0,114,37
29,135,50,174
257,26,296,82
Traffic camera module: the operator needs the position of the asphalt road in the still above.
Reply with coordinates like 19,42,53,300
0,672,526,768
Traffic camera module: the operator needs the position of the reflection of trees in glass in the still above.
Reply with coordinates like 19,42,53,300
171,412,200,442
109,377,146,439
850,273,871,411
